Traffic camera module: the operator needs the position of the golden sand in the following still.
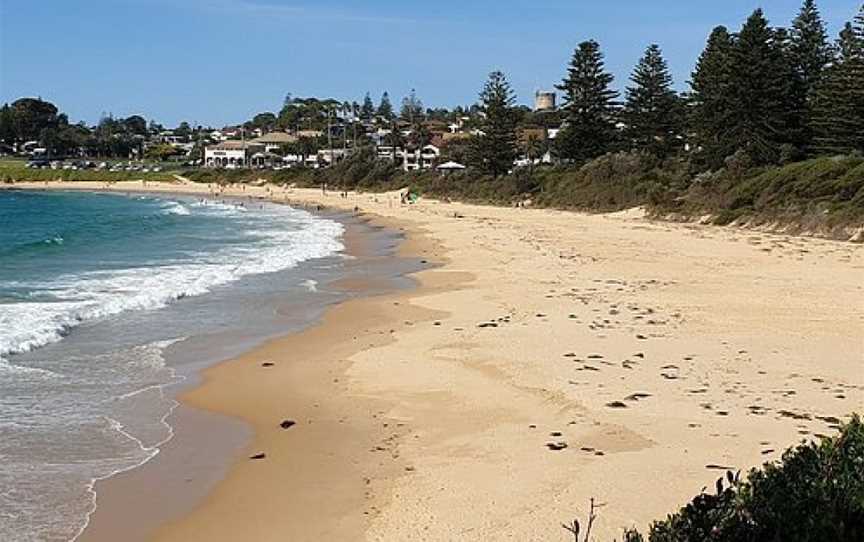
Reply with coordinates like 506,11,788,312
8,180,863,540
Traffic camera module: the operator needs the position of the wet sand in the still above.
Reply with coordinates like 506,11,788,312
75,202,424,541
7,180,863,540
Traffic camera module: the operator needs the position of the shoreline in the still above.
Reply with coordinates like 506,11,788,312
73,200,426,541
4,180,863,540
151,220,452,541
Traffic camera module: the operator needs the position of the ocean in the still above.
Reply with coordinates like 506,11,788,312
0,190,348,541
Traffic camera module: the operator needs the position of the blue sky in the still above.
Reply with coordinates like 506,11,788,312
1,0,860,127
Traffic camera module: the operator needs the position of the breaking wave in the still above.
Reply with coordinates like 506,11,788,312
0,203,344,360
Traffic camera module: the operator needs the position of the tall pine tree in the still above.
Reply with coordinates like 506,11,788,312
377,92,394,121
470,71,518,177
400,89,424,124
623,44,683,159
361,93,375,121
852,3,864,151
791,0,833,91
689,26,735,170
726,9,796,165
790,0,833,151
555,40,620,163
810,7,864,154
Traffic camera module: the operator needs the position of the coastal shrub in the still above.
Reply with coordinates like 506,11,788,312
533,152,688,211
681,156,864,230
619,415,864,541
724,149,754,180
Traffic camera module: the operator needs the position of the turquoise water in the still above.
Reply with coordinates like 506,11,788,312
0,190,345,541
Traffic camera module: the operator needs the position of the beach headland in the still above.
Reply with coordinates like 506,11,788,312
5,180,862,540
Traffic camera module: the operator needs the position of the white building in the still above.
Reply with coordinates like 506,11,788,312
204,141,262,168
402,144,441,171
376,144,441,171
317,148,348,165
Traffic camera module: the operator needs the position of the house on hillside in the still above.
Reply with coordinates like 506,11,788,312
402,144,440,171
251,132,297,153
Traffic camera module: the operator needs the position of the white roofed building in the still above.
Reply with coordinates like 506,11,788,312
204,141,263,168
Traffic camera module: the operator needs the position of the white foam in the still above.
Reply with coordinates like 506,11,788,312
0,206,344,360
0,338,186,542
190,200,247,215
78,340,182,541
0,358,61,379
301,279,318,292
72,374,183,542
161,202,190,216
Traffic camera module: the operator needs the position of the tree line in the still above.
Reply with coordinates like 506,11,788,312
0,98,205,159
471,1,864,176
2,1,860,174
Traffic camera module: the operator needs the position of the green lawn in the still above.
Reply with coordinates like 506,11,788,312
0,159,186,183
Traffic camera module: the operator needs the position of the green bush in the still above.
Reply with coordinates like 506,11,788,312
682,156,864,228
637,415,864,542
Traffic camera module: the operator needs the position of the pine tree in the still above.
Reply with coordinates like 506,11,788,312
361,93,375,121
554,40,620,163
791,0,833,91
623,44,683,158
0,104,15,145
790,0,833,152
810,7,864,154
470,71,518,177
726,9,796,164
377,92,394,120
775,26,808,159
400,89,424,124
689,26,735,170
853,3,864,142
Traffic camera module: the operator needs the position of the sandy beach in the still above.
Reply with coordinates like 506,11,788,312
6,179,863,540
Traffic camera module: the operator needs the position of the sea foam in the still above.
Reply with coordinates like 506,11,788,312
0,202,344,360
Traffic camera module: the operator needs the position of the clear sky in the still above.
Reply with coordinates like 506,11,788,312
1,0,860,127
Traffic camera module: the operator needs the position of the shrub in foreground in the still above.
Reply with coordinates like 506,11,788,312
605,415,864,541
